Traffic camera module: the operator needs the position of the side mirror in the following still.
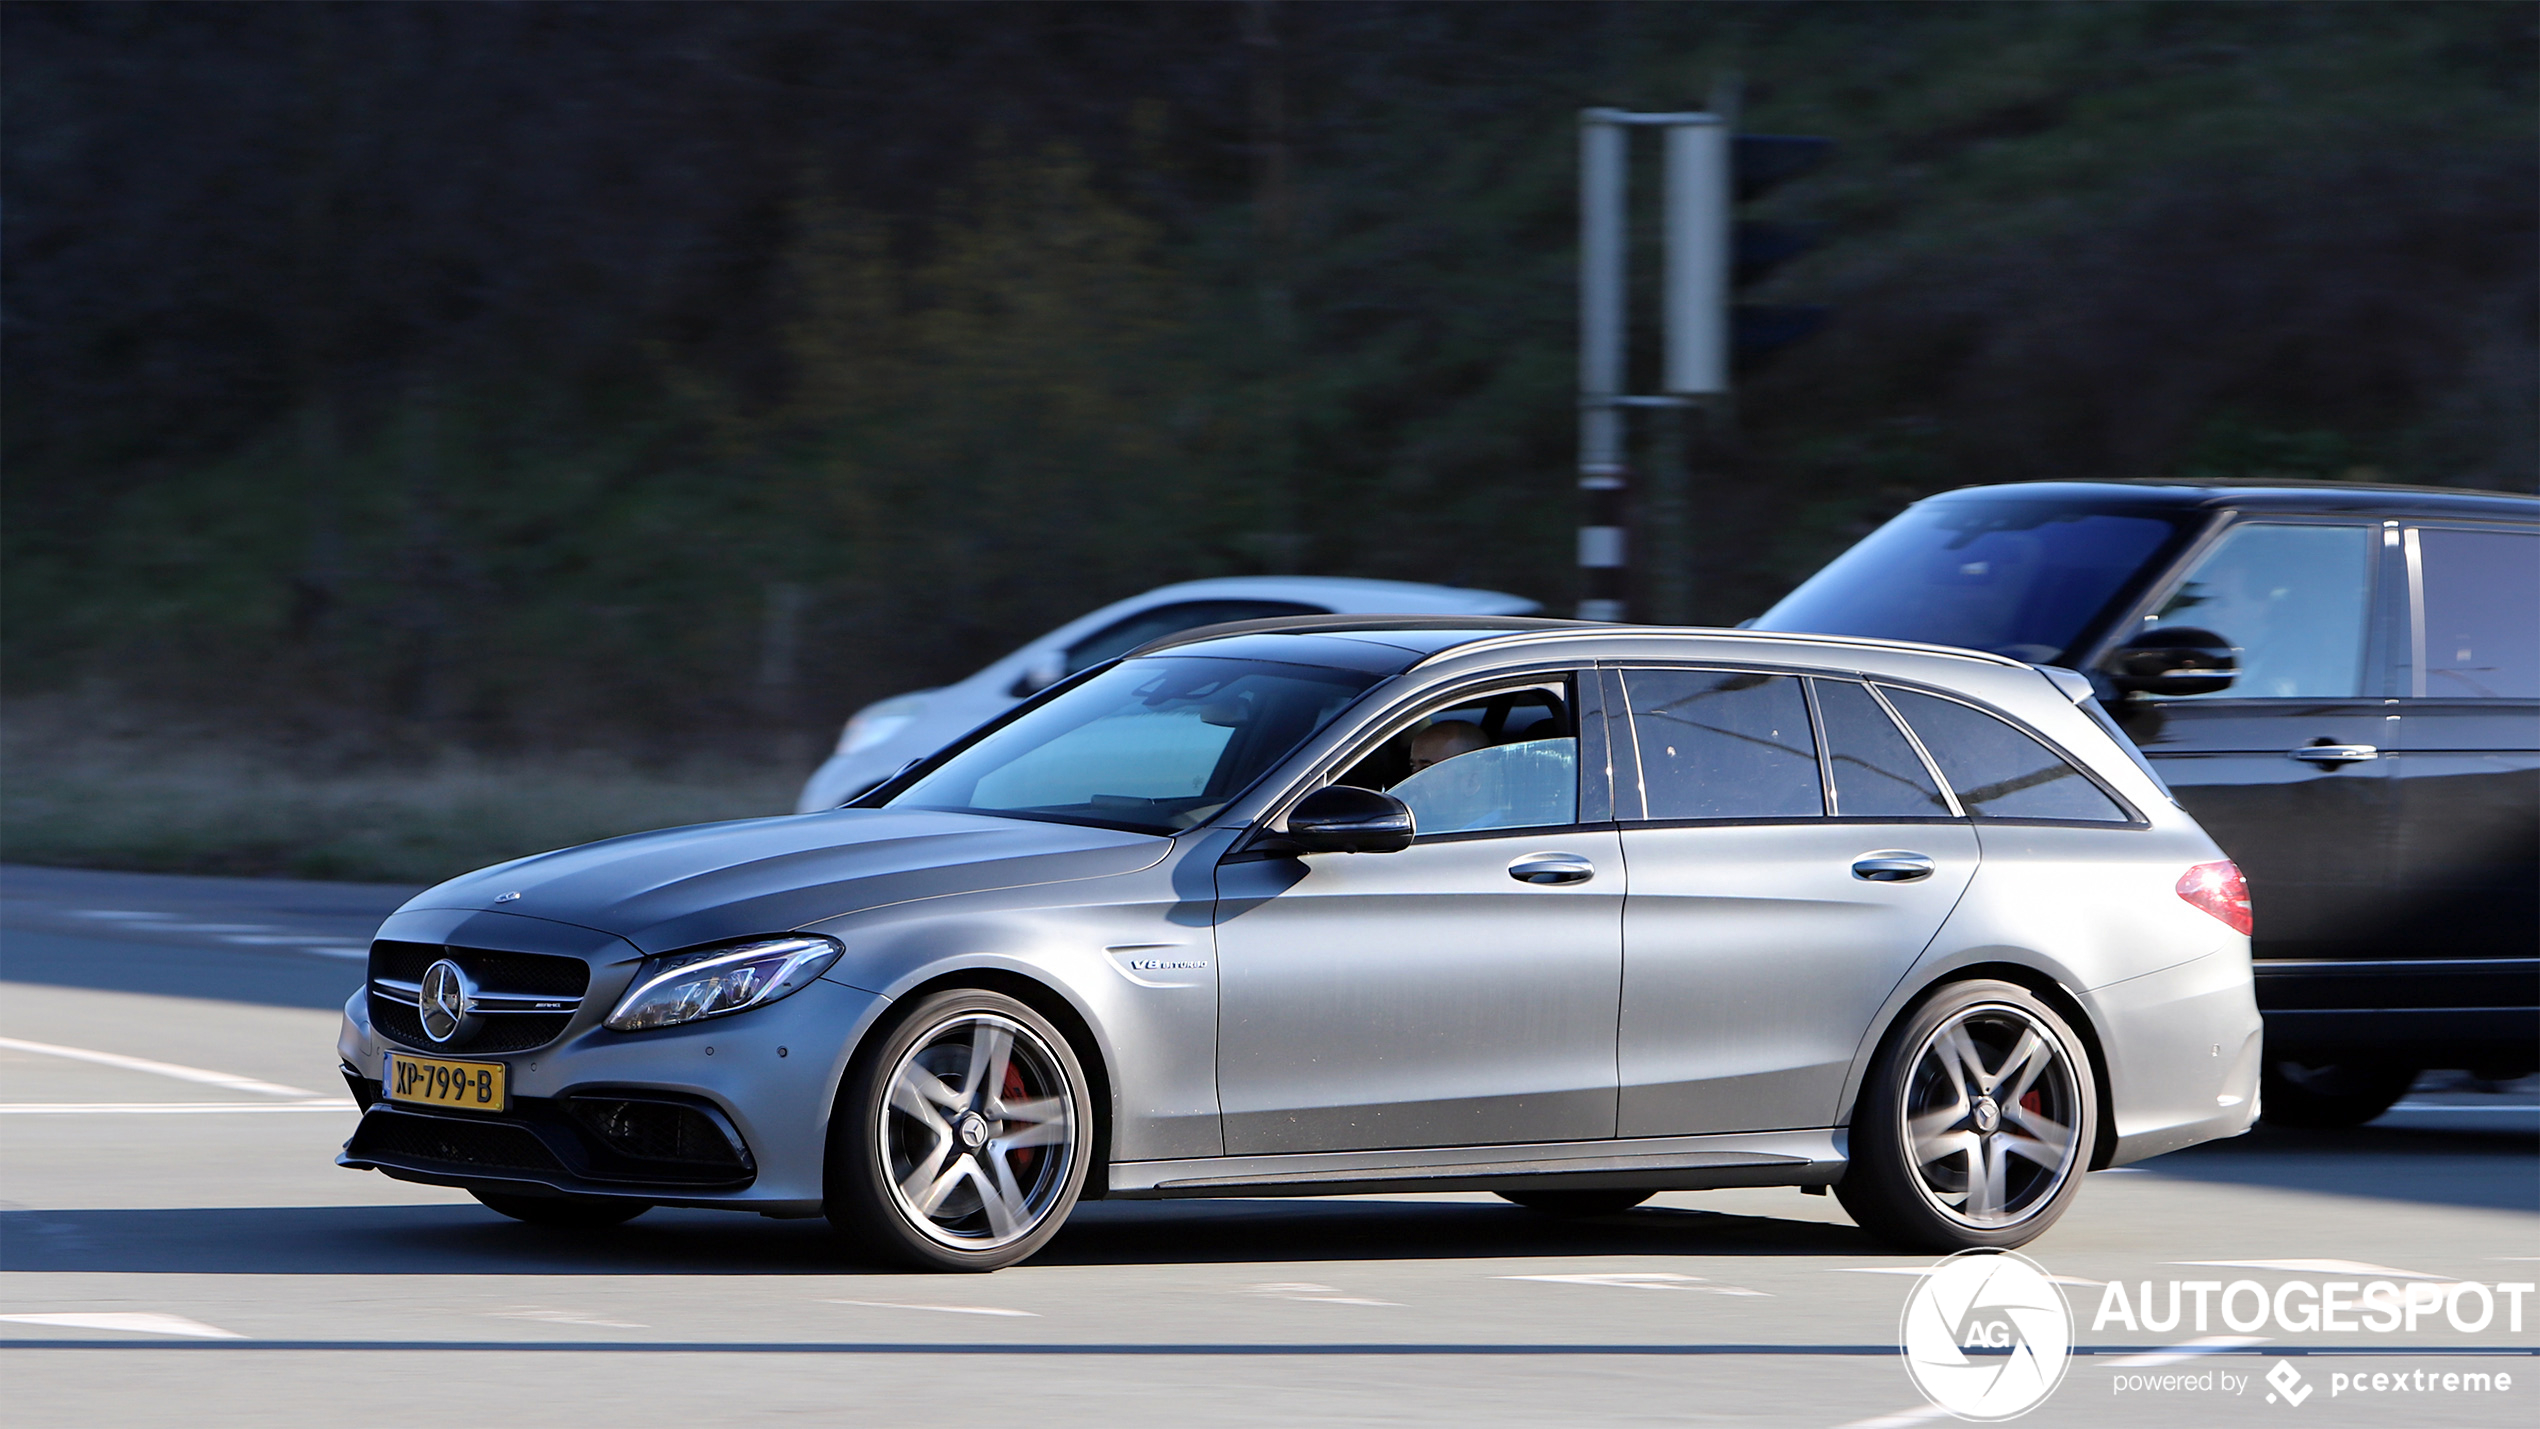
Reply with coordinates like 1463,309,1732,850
1007,651,1066,699
1281,785,1415,854
2104,626,2239,697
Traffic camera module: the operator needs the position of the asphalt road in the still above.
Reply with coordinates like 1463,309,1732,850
4,863,2534,1427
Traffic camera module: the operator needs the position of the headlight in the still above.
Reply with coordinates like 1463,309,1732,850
605,936,844,1032
837,694,928,756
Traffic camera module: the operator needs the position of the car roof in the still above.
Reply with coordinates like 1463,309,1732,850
1925,478,2538,521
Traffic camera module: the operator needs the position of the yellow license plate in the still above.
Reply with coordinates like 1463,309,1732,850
387,1053,508,1112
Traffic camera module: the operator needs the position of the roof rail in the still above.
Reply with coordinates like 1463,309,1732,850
1124,614,1602,660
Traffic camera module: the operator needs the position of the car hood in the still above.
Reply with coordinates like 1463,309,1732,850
397,808,1172,954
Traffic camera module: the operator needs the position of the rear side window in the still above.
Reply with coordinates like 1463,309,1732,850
1814,680,1951,818
1879,687,2128,823
2414,527,2540,699
1623,670,1822,820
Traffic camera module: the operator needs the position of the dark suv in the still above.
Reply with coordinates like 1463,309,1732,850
1753,480,2538,1125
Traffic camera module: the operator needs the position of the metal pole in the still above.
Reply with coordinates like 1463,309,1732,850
1662,119,1730,397
1576,112,1627,621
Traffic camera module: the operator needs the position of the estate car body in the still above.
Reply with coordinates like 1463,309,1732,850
1752,480,2539,1125
341,620,2260,1267
795,576,1539,813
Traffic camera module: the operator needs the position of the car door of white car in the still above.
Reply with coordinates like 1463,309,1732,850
1213,673,1624,1155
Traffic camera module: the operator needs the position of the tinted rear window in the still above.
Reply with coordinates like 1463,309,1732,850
2416,528,2540,699
1757,499,2197,663
1879,687,2128,822
1815,680,1951,818
1623,670,1823,820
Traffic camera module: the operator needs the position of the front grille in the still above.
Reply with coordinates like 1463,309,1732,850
368,939,591,1054
372,940,591,996
348,1109,569,1178
568,1097,749,1168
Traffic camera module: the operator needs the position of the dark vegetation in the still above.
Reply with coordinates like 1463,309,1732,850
6,1,2534,769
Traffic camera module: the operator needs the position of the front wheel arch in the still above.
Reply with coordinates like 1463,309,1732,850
838,967,1115,1202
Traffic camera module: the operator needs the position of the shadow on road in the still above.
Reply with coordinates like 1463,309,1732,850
2131,1121,2539,1214
0,1196,1877,1278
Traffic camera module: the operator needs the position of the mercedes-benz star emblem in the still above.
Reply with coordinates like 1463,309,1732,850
418,959,476,1044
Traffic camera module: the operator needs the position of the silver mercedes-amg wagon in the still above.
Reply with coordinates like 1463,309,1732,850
338,618,2261,1270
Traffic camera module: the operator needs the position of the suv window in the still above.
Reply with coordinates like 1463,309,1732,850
2414,527,2540,699
1814,679,1951,818
2134,523,2373,699
1063,600,1326,675
1879,687,2127,822
1622,670,1822,820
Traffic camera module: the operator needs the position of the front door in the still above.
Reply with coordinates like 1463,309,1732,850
2103,518,2398,960
1214,674,1623,1155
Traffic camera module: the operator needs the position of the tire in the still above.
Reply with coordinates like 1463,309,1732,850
2260,1059,2417,1129
471,1189,651,1228
827,988,1092,1272
1497,1189,1655,1216
1837,979,2098,1253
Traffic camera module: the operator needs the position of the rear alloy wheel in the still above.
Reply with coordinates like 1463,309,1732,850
471,1189,651,1228
2260,1060,2417,1128
1838,980,2096,1252
829,989,1090,1272
1496,1189,1654,1216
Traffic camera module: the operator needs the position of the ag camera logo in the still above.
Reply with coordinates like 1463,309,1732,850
1900,1250,2073,1420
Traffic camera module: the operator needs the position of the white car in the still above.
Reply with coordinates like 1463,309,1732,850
794,576,1540,812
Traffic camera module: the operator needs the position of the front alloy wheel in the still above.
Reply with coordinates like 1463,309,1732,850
830,990,1089,1271
1838,980,2096,1252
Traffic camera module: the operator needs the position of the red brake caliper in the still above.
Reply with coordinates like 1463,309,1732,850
1002,1059,1038,1176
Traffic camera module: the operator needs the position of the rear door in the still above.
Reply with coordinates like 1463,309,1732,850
1612,668,1978,1136
2390,523,2540,968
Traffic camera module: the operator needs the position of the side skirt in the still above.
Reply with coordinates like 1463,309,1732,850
1106,1128,1846,1200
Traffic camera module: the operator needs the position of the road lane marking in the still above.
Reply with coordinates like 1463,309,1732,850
2104,1334,2270,1367
0,1102,357,1114
64,911,177,921
1833,1266,2106,1288
213,935,370,958
488,1307,649,1328
2170,1259,2451,1280
0,1036,330,1099
1833,1405,1951,1429
1243,1282,1402,1307
824,1300,1038,1317
0,1313,242,1339
1501,1272,1767,1295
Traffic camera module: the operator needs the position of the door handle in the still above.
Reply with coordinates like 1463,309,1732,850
1852,851,1935,883
2287,744,2378,765
1508,853,1596,886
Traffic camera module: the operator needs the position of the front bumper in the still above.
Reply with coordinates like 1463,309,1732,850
338,975,888,1214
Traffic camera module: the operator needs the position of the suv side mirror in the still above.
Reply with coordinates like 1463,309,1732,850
1281,785,1415,854
2104,626,2239,697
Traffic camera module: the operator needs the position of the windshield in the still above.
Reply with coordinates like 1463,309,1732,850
886,656,1382,834
1754,498,2201,662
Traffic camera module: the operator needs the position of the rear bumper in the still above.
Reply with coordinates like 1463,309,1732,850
2255,958,2539,1061
2089,947,2264,1167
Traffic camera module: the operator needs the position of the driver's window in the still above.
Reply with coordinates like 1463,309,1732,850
2131,523,2373,699
1337,682,1578,835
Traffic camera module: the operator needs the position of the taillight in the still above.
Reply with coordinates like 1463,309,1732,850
2177,860,2253,935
